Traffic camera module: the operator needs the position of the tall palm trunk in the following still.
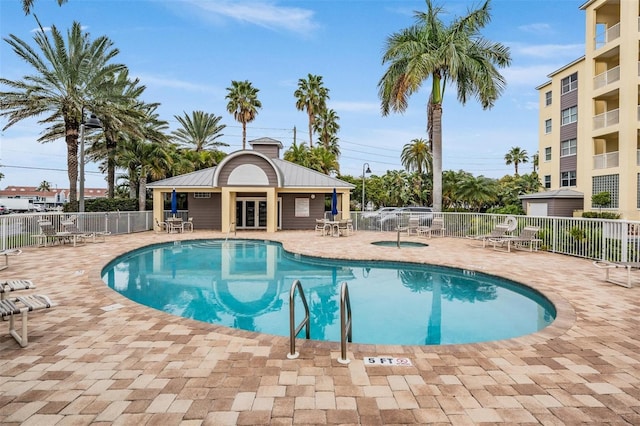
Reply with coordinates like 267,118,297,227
308,112,314,148
66,125,79,204
432,104,443,212
107,139,117,198
138,173,147,211
242,122,247,150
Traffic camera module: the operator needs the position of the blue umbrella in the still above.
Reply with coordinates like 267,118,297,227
171,189,177,217
331,188,338,219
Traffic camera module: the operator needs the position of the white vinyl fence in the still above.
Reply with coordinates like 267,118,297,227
351,211,640,263
0,211,153,251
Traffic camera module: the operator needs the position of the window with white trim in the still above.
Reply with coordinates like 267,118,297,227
561,106,577,125
561,73,577,94
194,192,212,198
544,175,551,189
560,139,577,157
545,91,552,106
545,119,552,134
544,147,552,161
561,170,576,187
592,174,619,208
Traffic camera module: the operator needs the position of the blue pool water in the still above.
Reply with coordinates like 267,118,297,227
101,239,556,345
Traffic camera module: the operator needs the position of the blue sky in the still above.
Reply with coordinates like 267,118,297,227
0,0,585,189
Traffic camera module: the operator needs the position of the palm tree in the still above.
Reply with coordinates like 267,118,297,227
0,19,126,207
294,74,329,148
87,69,149,198
504,146,529,175
313,108,340,155
225,80,261,150
21,0,67,14
283,141,310,168
401,138,432,176
309,146,339,175
456,175,499,211
379,0,511,212
172,110,227,152
36,180,51,191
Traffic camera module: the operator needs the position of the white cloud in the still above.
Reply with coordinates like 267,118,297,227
508,42,584,60
330,101,380,113
518,23,553,35
135,73,223,95
185,0,319,35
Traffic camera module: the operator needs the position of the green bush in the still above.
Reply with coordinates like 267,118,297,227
582,211,620,219
64,198,146,212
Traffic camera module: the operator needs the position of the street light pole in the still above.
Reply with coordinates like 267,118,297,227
79,107,102,213
361,162,371,212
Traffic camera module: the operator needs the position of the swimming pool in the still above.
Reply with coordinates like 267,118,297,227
101,239,556,345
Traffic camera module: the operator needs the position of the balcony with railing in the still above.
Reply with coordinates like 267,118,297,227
595,22,620,49
594,66,620,90
593,108,619,130
593,151,619,169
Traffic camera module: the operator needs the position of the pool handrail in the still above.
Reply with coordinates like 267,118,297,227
287,279,310,359
338,281,353,365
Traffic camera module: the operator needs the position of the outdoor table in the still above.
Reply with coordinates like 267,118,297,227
166,217,183,233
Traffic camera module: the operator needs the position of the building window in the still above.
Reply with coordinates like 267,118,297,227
545,91,552,106
194,192,211,198
561,73,577,94
560,139,577,157
544,175,551,189
561,171,576,187
545,119,552,134
592,174,619,208
544,147,552,161
561,106,577,125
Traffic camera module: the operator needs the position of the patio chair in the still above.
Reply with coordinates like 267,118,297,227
155,218,167,233
418,217,446,238
406,217,420,235
315,219,330,236
593,260,640,288
338,219,352,236
1,280,36,301
182,217,194,233
32,221,71,247
0,293,54,347
489,226,542,252
466,223,510,248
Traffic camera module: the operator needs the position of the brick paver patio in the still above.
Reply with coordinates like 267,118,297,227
1,230,639,425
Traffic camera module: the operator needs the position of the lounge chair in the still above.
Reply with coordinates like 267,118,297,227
489,226,542,252
0,249,21,271
466,223,510,248
418,217,446,238
61,220,109,244
0,294,54,347
1,280,36,301
32,221,71,247
593,260,640,288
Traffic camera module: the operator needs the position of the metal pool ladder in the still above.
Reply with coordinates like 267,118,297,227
338,281,353,364
287,279,310,359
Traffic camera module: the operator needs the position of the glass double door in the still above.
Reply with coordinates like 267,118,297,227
236,198,268,229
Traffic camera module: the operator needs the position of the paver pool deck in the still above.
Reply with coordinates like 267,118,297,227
1,230,639,425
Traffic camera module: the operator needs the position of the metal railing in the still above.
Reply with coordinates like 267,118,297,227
338,282,353,365
287,279,310,359
0,211,153,251
351,211,640,263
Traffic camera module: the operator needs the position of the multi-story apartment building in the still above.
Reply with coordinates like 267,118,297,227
536,0,640,219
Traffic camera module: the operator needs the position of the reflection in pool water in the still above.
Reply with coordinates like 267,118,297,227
102,239,556,345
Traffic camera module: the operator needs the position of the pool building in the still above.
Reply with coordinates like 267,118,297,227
148,137,354,232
